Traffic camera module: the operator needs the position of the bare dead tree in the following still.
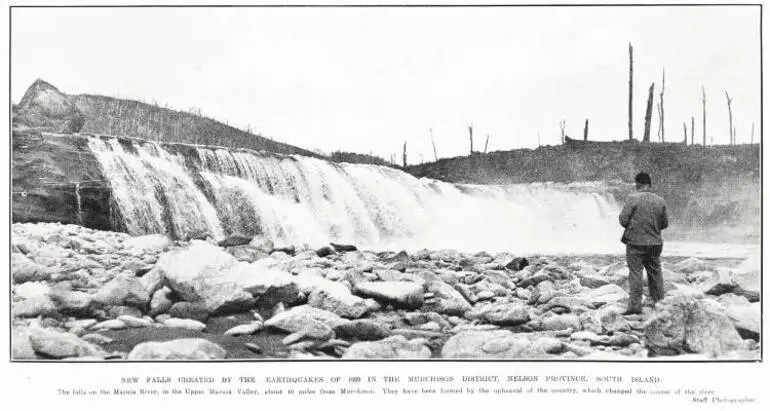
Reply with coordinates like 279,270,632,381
658,68,665,142
691,116,695,146
559,120,566,143
583,119,589,141
726,91,734,145
751,122,755,144
402,141,407,167
628,43,634,140
429,128,438,161
484,134,490,153
701,86,707,146
468,124,474,154
643,82,655,142
656,102,662,142
683,122,687,144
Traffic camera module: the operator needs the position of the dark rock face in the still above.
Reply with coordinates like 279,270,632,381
12,129,117,231
14,79,85,134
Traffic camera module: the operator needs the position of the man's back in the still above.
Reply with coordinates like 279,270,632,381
619,190,668,245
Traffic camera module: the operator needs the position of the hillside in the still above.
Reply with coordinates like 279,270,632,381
406,140,761,243
13,79,321,158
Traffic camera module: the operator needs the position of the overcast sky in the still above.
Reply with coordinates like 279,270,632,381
11,6,761,161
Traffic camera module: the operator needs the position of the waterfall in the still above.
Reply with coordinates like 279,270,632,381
87,136,624,254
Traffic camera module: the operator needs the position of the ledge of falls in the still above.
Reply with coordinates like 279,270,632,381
11,130,625,254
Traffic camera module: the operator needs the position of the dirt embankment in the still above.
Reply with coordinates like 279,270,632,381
406,140,760,243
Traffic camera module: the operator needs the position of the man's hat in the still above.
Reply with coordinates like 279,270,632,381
635,172,652,185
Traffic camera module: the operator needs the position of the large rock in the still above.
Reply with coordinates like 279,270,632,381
673,257,711,274
342,335,431,359
264,305,344,340
168,301,209,323
732,257,760,302
465,302,530,325
725,302,760,341
586,284,629,305
11,253,50,283
218,233,253,247
333,319,391,341
127,338,226,360
423,281,472,316
353,281,424,309
441,330,562,359
28,325,107,359
644,296,744,357
694,269,737,296
12,282,56,317
12,328,37,359
307,289,371,319
92,273,150,310
149,286,175,316
155,241,254,314
14,79,85,133
48,289,93,316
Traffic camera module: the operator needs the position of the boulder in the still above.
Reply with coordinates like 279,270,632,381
353,281,424,309
342,335,431,359
330,243,357,253
12,328,37,359
465,302,530,325
586,284,629,305
168,301,210,323
155,241,254,314
91,273,150,311
248,236,275,253
264,305,345,340
162,318,207,332
11,253,50,283
224,322,264,336
307,289,371,319
28,325,106,359
333,319,391,341
695,269,737,296
48,289,93,316
505,257,529,272
315,246,336,258
441,330,562,359
644,296,744,357
218,233,253,247
535,314,581,332
725,302,760,341
149,286,175,317
128,338,226,360
422,281,472,316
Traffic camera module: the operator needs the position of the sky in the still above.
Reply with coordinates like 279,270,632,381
11,5,761,162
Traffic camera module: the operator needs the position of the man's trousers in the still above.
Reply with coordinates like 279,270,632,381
625,244,664,311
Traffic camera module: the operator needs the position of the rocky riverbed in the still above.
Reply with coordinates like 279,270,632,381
11,222,760,361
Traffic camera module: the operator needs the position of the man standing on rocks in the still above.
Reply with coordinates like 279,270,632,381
619,172,669,315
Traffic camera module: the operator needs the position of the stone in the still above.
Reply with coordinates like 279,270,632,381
307,289,370,319
264,306,343,340
537,314,581,331
127,338,226,360
441,330,562,359
12,282,56,317
149,287,175,316
586,284,629,305
48,289,93,316
11,253,50,283
353,281,424,309
28,325,106,359
162,318,207,332
155,241,254,314
168,302,210,323
139,267,164,296
342,335,431,359
315,246,336,258
579,275,610,289
218,233,253,247
644,296,744,357
330,243,357,252
725,302,760,341
696,269,737,296
224,322,264,336
505,257,529,271
422,281,471,316
466,302,530,325
12,328,37,359
92,273,150,310
733,268,760,302
93,319,129,330
249,236,275,253
333,319,391,341
106,305,143,319
117,315,153,328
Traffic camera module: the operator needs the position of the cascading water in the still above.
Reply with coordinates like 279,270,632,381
87,136,624,254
